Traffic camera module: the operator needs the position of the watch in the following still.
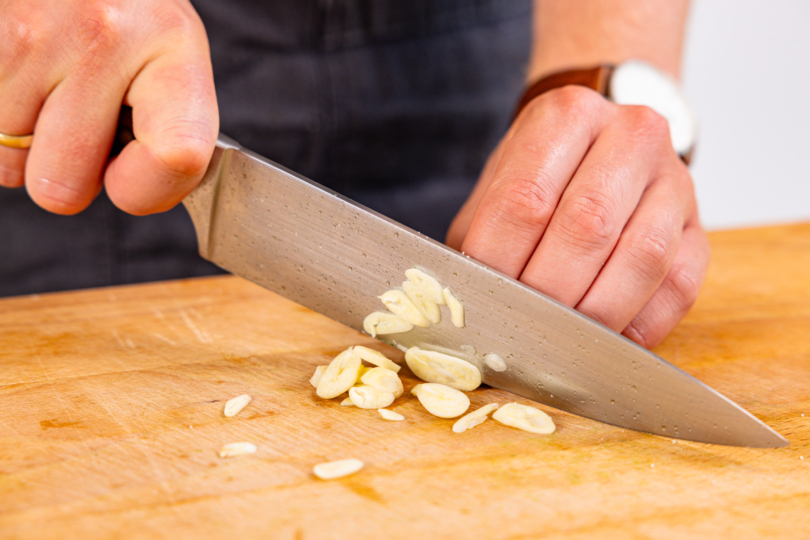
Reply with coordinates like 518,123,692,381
514,59,697,164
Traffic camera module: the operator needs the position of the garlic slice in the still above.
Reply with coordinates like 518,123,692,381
452,403,499,433
492,402,555,434
378,290,431,328
361,367,404,397
219,442,257,458
363,312,414,338
316,348,363,399
411,383,470,418
403,280,441,324
442,288,465,328
352,345,401,373
405,268,446,305
378,409,405,421
404,347,481,391
340,397,355,406
349,385,395,409
313,458,364,480
483,353,507,372
223,394,252,417
310,365,327,388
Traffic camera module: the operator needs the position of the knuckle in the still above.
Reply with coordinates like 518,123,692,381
76,2,126,53
557,191,616,250
626,226,675,282
523,85,603,123
665,262,702,310
0,13,42,70
489,172,556,234
151,4,200,36
547,85,603,111
623,318,654,349
625,105,671,142
154,119,216,178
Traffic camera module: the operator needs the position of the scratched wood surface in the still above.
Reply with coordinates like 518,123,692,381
0,223,808,540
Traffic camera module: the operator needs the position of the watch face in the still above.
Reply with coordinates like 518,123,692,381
609,60,697,156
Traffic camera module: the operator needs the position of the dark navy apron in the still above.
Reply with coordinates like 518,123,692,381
0,0,530,297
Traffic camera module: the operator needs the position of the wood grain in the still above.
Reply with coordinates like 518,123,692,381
1,223,808,540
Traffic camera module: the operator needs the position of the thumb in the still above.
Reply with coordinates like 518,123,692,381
104,42,218,215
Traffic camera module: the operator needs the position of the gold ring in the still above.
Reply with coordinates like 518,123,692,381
0,131,34,149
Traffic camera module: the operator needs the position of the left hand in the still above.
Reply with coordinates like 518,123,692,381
446,85,710,349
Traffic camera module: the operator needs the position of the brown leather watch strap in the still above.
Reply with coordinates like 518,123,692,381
512,65,614,120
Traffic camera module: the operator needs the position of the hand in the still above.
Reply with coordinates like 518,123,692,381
0,0,218,215
447,86,710,348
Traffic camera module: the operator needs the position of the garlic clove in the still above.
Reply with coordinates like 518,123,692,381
405,347,481,391
411,383,470,418
452,403,499,433
316,348,363,399
363,312,414,338
492,402,555,434
378,290,431,328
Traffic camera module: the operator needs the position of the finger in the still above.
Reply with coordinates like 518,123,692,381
0,34,47,189
574,168,694,332
104,40,218,215
446,137,507,250
460,86,609,278
622,221,711,348
0,148,28,189
518,105,673,306
24,75,125,214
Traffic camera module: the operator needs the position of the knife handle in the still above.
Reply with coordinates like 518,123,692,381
112,105,241,157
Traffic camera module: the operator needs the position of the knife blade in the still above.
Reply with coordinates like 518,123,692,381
180,136,786,448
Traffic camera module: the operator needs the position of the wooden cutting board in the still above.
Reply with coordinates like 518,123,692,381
1,223,808,540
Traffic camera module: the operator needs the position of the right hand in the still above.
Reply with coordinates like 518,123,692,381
0,0,218,215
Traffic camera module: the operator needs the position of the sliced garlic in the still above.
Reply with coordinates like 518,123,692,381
492,402,556,434
405,268,446,305
363,312,414,338
378,290,431,327
223,394,252,417
340,397,355,406
357,365,372,378
361,367,404,397
483,353,507,372
218,442,257,458
378,409,404,421
316,348,363,399
310,365,327,388
403,280,441,324
352,345,401,373
349,385,395,409
452,403,499,433
405,347,481,391
442,287,465,328
313,458,364,480
411,383,470,418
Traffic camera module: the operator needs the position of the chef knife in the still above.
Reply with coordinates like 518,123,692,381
117,113,787,448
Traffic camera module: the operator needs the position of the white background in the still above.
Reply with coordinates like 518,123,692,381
682,0,810,230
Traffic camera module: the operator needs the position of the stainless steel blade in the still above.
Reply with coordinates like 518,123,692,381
183,139,787,448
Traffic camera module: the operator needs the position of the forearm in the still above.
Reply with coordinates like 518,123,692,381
528,0,690,82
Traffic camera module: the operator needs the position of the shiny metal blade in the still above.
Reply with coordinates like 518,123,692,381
183,140,787,448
